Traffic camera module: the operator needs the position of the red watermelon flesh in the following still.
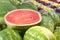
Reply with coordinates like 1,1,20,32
5,9,41,25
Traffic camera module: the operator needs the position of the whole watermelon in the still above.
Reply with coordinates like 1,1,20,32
9,0,38,10
47,11,60,24
40,14,54,32
23,26,56,40
0,28,22,40
16,2,38,11
0,0,16,24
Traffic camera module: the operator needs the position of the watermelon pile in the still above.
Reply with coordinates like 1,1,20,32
0,0,60,40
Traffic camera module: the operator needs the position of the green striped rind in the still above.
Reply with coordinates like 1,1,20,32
0,28,22,40
9,0,21,6
40,14,54,32
0,0,16,17
0,0,16,24
57,14,60,21
16,2,38,10
47,11,60,31
23,26,56,40
9,0,24,6
54,27,60,40
9,0,38,10
47,11,60,24
40,11,60,32
9,0,38,11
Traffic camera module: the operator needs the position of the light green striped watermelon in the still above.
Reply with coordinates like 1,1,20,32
0,28,22,40
23,26,56,40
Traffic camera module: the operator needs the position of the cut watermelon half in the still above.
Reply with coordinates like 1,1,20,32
4,9,42,26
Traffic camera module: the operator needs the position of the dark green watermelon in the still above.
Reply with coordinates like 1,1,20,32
16,2,38,10
0,0,16,24
47,11,60,24
40,14,54,32
9,0,38,11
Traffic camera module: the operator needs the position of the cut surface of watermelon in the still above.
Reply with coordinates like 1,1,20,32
5,9,42,26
